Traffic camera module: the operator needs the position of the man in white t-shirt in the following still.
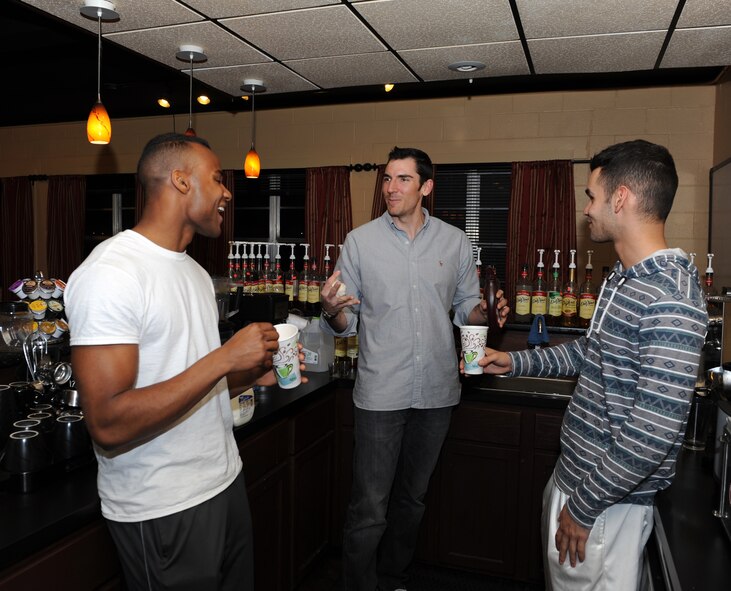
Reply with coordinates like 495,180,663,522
66,133,285,590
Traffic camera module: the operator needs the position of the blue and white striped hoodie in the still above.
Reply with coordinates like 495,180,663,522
509,250,707,528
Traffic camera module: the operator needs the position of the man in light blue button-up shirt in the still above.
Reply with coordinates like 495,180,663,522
321,147,508,591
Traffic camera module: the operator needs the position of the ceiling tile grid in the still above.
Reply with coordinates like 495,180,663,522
662,26,731,69
105,22,271,69
283,52,418,88
194,63,319,96
220,6,385,61
184,0,341,19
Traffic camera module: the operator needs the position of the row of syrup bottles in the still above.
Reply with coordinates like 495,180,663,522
514,249,608,329
227,241,343,317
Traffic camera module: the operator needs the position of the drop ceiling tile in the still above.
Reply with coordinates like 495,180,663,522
183,0,341,19
529,32,666,74
21,0,202,34
284,53,418,88
677,1,731,28
106,22,270,69
516,0,675,38
194,63,318,96
353,0,518,50
662,26,731,68
221,6,383,61
399,42,529,81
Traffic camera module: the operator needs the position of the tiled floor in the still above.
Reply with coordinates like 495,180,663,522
295,550,544,591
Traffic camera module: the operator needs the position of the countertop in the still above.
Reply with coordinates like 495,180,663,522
0,371,336,573
653,449,731,590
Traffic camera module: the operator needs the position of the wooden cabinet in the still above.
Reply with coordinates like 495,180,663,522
332,385,566,584
288,394,335,588
437,403,522,575
0,520,122,591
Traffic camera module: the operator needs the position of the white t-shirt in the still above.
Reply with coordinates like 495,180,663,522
66,230,242,522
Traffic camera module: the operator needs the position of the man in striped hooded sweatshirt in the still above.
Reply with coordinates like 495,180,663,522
477,140,707,590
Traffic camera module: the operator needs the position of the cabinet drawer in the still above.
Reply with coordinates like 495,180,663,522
289,393,335,455
239,419,288,485
534,412,563,452
449,403,521,446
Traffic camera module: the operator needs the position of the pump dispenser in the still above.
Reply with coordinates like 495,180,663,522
531,249,547,316
227,242,236,281
579,250,596,328
272,243,284,293
547,249,562,326
689,252,696,266
299,244,311,314
562,249,578,327
475,246,483,298
285,244,299,307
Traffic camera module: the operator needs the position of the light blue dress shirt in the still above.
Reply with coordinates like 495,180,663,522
321,209,481,411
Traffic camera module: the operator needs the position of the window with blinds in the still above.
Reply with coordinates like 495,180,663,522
84,173,136,257
433,163,511,283
233,169,306,244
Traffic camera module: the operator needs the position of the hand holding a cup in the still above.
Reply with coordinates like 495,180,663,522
224,322,279,374
459,346,514,376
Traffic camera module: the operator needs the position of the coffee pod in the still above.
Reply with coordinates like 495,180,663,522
28,299,47,320
39,320,56,340
53,319,69,339
38,279,55,300
9,279,25,299
22,280,39,300
47,299,64,317
53,279,66,298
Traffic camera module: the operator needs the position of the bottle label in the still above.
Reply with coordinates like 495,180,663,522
273,282,284,294
515,290,531,316
579,295,597,320
334,337,347,357
285,282,294,301
298,284,308,302
347,334,359,358
307,283,320,304
562,293,577,316
548,292,562,317
531,292,547,315
301,348,319,365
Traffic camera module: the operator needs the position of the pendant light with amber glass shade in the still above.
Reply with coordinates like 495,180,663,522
175,45,207,137
241,79,266,179
80,0,119,145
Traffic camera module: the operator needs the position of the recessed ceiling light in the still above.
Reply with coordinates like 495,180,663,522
157,98,171,108
448,61,486,73
197,95,210,105
384,83,394,92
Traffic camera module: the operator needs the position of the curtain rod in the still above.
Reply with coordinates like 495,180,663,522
28,175,49,181
348,163,378,172
571,159,590,164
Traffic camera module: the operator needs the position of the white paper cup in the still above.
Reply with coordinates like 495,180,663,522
273,323,302,389
460,325,488,375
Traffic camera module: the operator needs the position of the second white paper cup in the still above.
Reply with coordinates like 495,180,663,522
273,323,302,389
460,325,488,375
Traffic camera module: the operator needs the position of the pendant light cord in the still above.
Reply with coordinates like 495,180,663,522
188,54,194,130
96,12,102,102
250,85,256,149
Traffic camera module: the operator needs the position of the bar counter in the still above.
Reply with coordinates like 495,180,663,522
0,371,336,574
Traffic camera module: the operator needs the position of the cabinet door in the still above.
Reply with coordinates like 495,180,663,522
437,440,521,575
529,450,559,582
0,520,121,591
290,432,334,588
248,464,290,591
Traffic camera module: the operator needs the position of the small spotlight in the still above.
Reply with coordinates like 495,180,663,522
384,83,394,92
241,95,250,101
157,98,171,108
197,95,211,105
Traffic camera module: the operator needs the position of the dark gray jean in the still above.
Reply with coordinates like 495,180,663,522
342,406,453,591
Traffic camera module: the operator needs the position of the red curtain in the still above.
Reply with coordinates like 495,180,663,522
370,163,436,220
186,169,235,276
0,177,34,302
506,160,576,306
306,166,352,268
47,175,86,282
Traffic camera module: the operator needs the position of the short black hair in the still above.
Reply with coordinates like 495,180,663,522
589,139,678,221
387,146,434,186
137,133,211,188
